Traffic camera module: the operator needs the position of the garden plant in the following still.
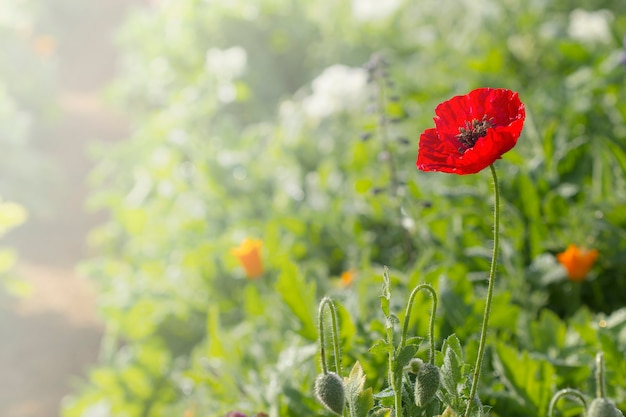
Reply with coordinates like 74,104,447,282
60,0,626,416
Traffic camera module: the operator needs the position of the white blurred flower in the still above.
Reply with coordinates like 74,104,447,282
205,46,247,81
351,0,402,22
567,9,613,44
302,65,367,120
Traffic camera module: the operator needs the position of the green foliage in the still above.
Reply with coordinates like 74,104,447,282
63,0,626,416
0,199,28,296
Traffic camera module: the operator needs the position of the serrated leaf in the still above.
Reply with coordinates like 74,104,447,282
443,334,463,362
345,362,373,417
441,347,462,395
394,345,418,372
345,361,366,399
369,339,393,355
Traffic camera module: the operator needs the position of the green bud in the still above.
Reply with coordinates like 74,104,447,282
314,372,345,416
408,358,423,374
587,398,624,417
414,363,440,407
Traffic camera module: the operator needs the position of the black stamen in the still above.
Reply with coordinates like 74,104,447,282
456,115,494,152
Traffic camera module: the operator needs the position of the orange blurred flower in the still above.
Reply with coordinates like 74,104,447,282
33,35,56,58
231,238,263,279
556,244,598,282
340,270,357,287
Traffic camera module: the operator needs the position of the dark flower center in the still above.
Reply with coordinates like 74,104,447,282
456,115,494,152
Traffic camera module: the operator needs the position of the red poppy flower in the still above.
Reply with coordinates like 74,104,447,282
417,88,525,175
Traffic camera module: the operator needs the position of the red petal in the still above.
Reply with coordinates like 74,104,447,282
417,128,464,173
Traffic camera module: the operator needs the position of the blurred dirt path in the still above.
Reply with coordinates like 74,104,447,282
1,1,140,416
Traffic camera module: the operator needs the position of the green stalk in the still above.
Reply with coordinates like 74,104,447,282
596,352,605,398
464,164,500,417
548,388,587,417
318,297,343,376
390,349,402,417
400,284,438,364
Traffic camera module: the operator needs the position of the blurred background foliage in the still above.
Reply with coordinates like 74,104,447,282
0,0,55,296
38,0,626,416
0,0,60,216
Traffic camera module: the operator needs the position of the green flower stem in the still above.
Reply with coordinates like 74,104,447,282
389,350,403,417
400,284,438,364
318,297,343,376
548,388,587,417
596,352,605,398
374,59,399,197
464,164,500,417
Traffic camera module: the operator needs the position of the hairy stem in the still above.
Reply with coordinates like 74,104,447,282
318,297,342,375
400,284,438,364
548,388,588,417
464,164,500,417
596,352,605,398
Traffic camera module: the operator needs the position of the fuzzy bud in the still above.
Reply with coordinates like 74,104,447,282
414,363,440,407
314,372,345,416
587,398,624,417
408,358,423,374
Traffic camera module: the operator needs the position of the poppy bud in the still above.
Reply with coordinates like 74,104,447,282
587,398,624,417
414,363,440,407
314,372,345,416
408,358,423,374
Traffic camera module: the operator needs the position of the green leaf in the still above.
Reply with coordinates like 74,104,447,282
345,362,373,417
207,305,225,358
369,339,393,355
394,345,418,373
355,178,372,194
353,388,374,417
492,342,556,416
441,346,462,395
406,336,424,346
442,334,464,363
379,295,390,318
387,314,400,326
373,387,395,402
275,260,317,340
529,309,566,353
336,302,357,350
380,267,391,317
371,407,392,417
